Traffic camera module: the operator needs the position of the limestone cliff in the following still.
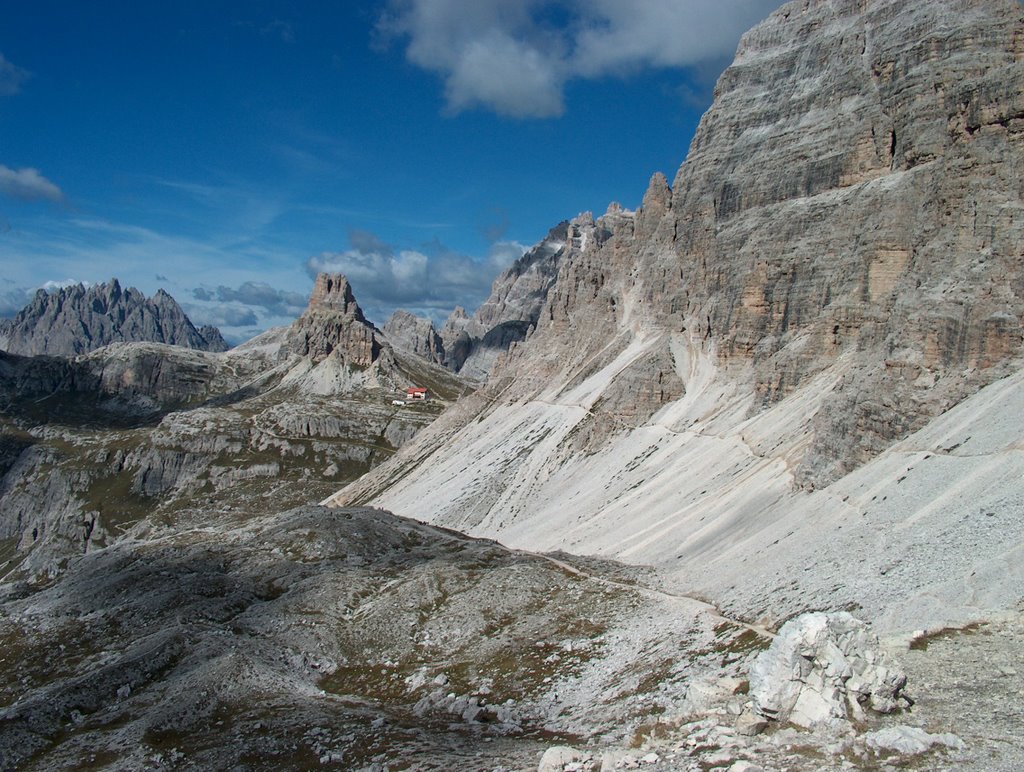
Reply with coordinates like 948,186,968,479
0,280,228,357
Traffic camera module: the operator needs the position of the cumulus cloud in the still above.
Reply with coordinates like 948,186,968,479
184,303,259,329
305,230,525,323
0,53,29,96
0,165,65,203
40,278,88,292
188,282,308,337
378,0,782,118
0,286,31,317
191,281,308,317
445,31,565,117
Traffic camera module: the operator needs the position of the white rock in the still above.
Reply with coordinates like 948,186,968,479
735,712,768,737
730,762,765,772
864,725,964,755
600,750,638,769
538,746,591,772
750,612,907,728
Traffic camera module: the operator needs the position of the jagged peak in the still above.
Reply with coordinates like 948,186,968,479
287,273,379,365
308,273,362,314
641,171,671,212
1,278,225,356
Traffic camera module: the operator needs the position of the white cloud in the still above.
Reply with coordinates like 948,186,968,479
305,231,526,324
0,53,29,96
191,281,308,317
0,286,32,317
445,32,565,117
0,280,90,318
572,0,776,76
379,0,783,118
40,278,88,292
0,165,65,203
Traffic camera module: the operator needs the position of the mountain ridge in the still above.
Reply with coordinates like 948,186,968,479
0,279,228,357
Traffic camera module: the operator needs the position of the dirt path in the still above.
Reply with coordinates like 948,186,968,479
514,547,776,640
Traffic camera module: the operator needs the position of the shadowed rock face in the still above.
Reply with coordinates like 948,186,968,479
438,222,570,380
383,310,446,367
0,280,228,356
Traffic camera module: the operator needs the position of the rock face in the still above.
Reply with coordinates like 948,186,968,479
439,222,569,380
480,0,1024,487
196,324,228,351
0,280,228,356
286,274,380,366
669,0,1024,486
383,310,446,367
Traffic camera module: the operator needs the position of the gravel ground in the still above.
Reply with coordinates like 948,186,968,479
883,614,1024,771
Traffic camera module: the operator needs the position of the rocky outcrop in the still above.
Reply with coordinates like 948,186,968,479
0,280,228,357
196,324,229,352
437,222,569,380
749,612,907,727
383,310,446,366
286,274,380,366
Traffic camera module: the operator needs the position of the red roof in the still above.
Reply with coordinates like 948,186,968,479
407,387,428,393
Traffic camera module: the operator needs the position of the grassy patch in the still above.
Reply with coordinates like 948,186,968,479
908,622,986,651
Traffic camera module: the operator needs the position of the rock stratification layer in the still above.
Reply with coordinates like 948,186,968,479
0,280,228,356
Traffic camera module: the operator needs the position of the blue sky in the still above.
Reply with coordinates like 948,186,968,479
0,1,782,343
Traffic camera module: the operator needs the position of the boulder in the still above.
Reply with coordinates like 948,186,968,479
864,725,964,755
538,745,593,772
750,612,907,727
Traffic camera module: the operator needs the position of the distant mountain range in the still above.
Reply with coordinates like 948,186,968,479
0,279,228,357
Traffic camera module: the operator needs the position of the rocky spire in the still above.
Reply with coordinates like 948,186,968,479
286,274,380,366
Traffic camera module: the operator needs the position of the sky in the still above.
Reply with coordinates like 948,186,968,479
0,1,783,343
